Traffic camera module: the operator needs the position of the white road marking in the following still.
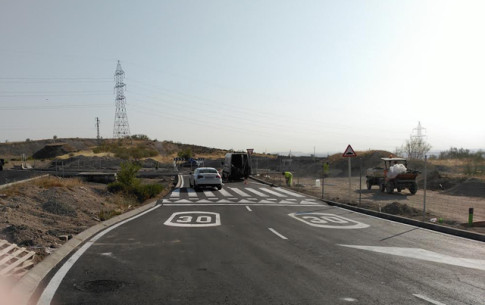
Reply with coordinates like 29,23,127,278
413,294,447,305
340,297,358,302
203,190,216,197
187,188,198,198
170,189,180,198
237,199,254,204
195,199,212,204
290,213,370,229
164,211,221,227
259,188,287,197
37,204,161,305
244,188,269,197
228,187,251,197
300,200,320,205
246,206,252,212
272,187,305,197
340,245,485,271
163,203,323,207
258,200,277,204
269,228,288,240
173,199,192,204
218,188,233,197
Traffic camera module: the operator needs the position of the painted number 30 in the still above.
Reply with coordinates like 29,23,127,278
164,211,221,227
302,215,349,224
176,215,212,223
289,212,369,229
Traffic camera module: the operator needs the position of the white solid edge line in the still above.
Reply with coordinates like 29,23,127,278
269,228,288,240
413,294,447,305
37,204,161,305
246,206,252,212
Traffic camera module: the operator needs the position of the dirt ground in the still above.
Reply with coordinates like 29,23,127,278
0,176,172,264
259,174,485,234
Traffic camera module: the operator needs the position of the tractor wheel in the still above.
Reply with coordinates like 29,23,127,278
409,183,418,195
386,182,394,194
380,183,385,192
366,181,372,190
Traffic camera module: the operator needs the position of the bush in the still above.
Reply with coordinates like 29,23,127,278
107,181,125,193
133,184,164,201
108,161,163,202
117,162,141,188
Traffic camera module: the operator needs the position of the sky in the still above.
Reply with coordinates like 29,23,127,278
1,0,484,155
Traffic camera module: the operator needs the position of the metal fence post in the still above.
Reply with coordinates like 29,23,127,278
423,155,427,222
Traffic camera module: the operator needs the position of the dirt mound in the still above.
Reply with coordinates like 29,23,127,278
327,150,392,177
32,143,77,159
382,202,421,216
0,138,99,158
443,178,485,197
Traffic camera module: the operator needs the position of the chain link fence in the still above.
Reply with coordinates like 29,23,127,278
252,156,485,232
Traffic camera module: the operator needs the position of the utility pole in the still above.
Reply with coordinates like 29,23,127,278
95,117,101,143
113,60,130,139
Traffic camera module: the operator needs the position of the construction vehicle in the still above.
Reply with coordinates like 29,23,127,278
366,157,419,195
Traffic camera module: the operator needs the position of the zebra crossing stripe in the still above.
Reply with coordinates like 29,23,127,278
203,190,216,197
187,188,198,198
244,188,269,197
272,187,305,198
228,187,251,197
218,188,233,197
259,188,287,197
170,189,180,198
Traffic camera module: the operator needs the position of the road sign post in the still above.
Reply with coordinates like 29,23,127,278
342,145,357,201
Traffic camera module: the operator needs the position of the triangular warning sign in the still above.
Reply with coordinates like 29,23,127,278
342,145,357,157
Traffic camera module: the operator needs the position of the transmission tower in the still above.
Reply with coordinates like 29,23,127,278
411,121,427,140
113,60,130,138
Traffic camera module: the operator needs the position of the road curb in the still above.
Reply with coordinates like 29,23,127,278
249,176,485,243
12,200,159,305
324,199,485,242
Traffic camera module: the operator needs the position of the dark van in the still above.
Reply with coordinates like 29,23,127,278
222,153,251,180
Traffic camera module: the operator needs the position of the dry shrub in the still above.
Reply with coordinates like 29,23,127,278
1,185,22,197
33,176,84,189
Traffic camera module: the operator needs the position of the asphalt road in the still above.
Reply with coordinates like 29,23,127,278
34,177,485,305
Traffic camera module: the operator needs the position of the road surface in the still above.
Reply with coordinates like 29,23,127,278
34,177,485,305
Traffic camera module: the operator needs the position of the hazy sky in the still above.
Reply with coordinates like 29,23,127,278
1,0,484,155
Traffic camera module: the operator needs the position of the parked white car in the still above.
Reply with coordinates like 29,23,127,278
190,167,223,190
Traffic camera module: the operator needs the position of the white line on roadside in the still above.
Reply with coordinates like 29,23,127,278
269,228,288,240
37,204,161,305
413,294,447,305
178,174,184,188
246,206,252,212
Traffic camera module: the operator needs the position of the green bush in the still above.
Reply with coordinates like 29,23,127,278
133,184,164,201
108,161,163,202
107,181,125,193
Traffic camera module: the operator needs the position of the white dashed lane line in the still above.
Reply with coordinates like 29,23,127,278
268,228,288,240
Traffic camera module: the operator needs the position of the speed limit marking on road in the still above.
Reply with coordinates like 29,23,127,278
289,212,369,229
164,211,221,227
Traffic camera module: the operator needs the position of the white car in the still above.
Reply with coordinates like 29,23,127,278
190,167,223,190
